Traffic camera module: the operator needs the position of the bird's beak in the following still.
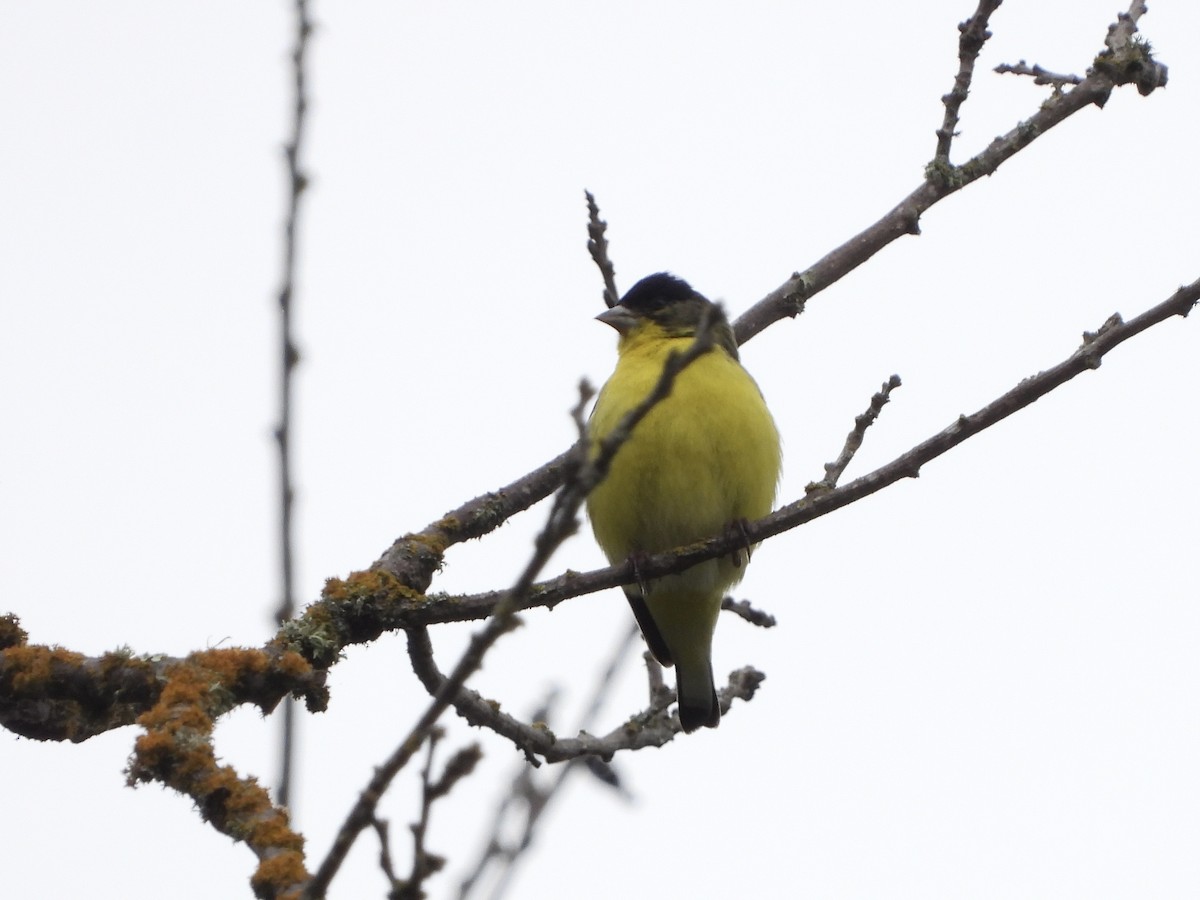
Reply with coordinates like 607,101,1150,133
595,305,638,334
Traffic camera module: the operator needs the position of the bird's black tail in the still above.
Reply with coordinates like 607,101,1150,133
676,660,720,733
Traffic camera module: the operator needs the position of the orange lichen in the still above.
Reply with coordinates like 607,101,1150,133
412,527,450,556
5,645,86,693
138,663,216,732
274,650,312,679
251,851,308,900
0,613,27,649
128,650,311,896
220,775,271,817
321,567,412,604
192,647,271,690
131,730,181,771
250,809,305,852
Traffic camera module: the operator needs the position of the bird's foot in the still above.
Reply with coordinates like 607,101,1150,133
726,518,753,568
628,550,652,597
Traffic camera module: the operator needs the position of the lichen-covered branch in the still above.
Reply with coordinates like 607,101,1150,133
0,616,325,743
125,648,322,899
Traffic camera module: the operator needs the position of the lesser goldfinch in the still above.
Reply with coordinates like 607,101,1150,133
586,273,781,732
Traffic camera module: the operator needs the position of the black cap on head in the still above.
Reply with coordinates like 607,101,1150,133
601,271,739,359
619,272,701,314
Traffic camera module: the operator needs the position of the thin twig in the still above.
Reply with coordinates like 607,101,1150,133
721,597,777,629
458,623,640,900
585,190,620,309
935,0,1005,162
401,731,444,899
643,649,669,710
273,0,313,812
995,59,1083,90
735,2,1166,345
370,731,482,900
808,374,903,496
371,818,401,892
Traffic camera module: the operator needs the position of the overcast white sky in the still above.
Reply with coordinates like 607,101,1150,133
3,3,1198,898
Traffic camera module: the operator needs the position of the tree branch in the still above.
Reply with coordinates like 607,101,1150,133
585,190,620,309
808,375,903,496
401,275,1200,629
994,59,1083,91
733,0,1166,345
457,625,639,900
935,0,1004,162
305,319,725,893
352,2,1169,596
0,8,1184,898
273,0,314,816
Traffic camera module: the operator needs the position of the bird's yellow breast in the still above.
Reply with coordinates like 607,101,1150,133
587,324,781,572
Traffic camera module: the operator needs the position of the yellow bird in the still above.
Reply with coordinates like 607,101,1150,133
586,273,781,732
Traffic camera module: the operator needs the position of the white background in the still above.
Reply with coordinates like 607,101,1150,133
2,2,1198,898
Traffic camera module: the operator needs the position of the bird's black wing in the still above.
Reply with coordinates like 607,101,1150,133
623,587,673,667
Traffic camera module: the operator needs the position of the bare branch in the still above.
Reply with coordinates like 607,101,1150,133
406,622,763,765
585,190,620,309
642,649,668,709
431,275,1200,628
371,819,402,893
376,732,479,900
341,7,1170,641
935,0,1004,162
458,625,639,900
734,277,1200,550
343,5,1166,628
721,597,777,629
995,59,1083,91
395,732,448,900
273,0,314,816
303,613,516,897
734,3,1167,345
808,375,903,496
270,270,1195,676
